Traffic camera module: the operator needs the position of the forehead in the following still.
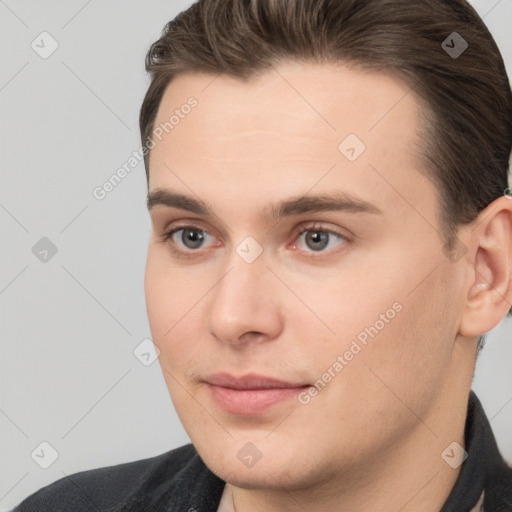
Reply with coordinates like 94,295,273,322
148,62,430,216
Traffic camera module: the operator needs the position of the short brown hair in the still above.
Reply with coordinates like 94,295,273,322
140,0,512,316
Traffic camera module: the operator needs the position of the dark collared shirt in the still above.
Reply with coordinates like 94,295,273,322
13,391,512,511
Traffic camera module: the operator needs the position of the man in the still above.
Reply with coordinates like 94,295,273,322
14,0,512,510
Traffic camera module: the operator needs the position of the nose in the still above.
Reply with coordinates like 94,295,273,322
205,252,283,348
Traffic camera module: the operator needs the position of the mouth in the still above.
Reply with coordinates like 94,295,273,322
204,373,310,415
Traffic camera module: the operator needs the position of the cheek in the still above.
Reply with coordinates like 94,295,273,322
144,249,216,381
144,251,193,373
145,256,174,341
144,248,200,339
302,256,455,420
347,272,457,419
144,260,198,415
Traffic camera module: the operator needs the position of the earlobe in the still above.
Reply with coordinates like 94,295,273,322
459,198,512,338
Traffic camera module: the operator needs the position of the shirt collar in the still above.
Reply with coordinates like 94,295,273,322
440,391,502,511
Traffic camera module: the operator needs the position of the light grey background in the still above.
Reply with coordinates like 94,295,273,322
1,0,511,509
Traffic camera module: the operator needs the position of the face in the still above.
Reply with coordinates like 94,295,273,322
144,62,466,491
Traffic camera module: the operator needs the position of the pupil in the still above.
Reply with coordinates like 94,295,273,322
306,231,328,251
183,229,204,249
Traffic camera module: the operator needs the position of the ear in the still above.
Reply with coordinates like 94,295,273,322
459,195,512,337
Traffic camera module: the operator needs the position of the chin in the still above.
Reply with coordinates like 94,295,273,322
193,435,319,491
214,460,308,491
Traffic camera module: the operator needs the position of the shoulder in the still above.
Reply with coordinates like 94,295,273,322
13,443,225,512
485,458,512,511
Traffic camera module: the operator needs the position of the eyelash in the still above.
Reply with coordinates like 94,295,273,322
158,222,349,259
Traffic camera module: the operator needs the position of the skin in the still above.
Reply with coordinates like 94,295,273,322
144,62,512,511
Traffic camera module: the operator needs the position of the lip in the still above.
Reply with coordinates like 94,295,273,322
204,373,309,415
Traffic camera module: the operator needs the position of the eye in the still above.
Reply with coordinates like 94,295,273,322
158,222,348,259
293,226,347,253
161,226,217,252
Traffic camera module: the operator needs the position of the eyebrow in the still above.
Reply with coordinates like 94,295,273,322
146,188,382,222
